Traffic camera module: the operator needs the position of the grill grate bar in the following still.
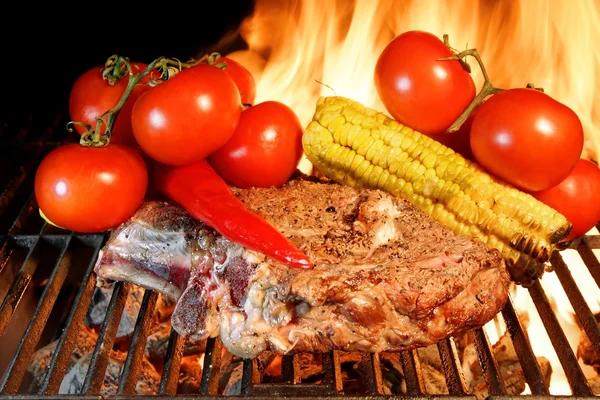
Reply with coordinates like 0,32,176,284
472,328,507,395
399,350,425,395
583,235,600,250
0,237,41,335
528,280,592,395
437,338,469,395
247,383,336,397
0,235,72,395
241,358,253,394
321,351,343,394
358,353,384,394
39,235,104,395
81,281,130,395
577,238,600,290
551,251,600,359
117,289,158,395
282,354,293,382
501,297,550,395
282,354,301,384
158,329,185,395
199,338,223,395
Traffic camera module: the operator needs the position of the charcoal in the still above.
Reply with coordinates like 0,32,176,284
218,351,239,391
344,354,374,394
453,330,474,361
297,353,322,381
260,353,283,382
421,363,448,394
418,345,443,372
589,374,600,395
27,325,98,387
155,293,176,322
223,362,244,395
380,352,449,395
257,351,278,376
578,326,600,373
145,321,206,361
177,355,204,394
380,353,405,394
59,350,159,396
145,321,171,361
461,341,479,386
464,333,552,399
238,351,277,384
85,283,146,342
215,350,279,393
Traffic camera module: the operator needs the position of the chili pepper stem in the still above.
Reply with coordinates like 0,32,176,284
439,35,504,133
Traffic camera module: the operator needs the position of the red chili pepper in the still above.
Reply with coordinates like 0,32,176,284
153,160,313,269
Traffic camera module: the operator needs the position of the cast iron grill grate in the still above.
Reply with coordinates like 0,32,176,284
0,113,599,399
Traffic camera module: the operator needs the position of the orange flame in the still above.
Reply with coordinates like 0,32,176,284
225,0,600,164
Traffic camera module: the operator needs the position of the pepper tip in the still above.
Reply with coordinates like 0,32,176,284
295,255,314,269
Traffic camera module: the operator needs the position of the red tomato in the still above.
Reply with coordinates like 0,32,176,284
69,62,156,147
208,101,303,188
374,30,476,136
220,56,257,105
131,64,242,166
34,144,148,233
470,88,584,192
531,159,600,241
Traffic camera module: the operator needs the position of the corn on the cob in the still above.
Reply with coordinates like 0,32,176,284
302,96,572,286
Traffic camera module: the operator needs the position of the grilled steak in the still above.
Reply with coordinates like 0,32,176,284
94,178,510,358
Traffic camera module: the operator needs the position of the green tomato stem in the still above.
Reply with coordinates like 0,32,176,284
199,52,228,69
526,83,545,92
102,55,133,86
439,35,504,133
74,55,199,147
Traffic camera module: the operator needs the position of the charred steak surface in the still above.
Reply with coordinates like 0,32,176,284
94,178,510,358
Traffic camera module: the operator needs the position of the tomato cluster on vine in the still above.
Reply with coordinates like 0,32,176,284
35,53,304,233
